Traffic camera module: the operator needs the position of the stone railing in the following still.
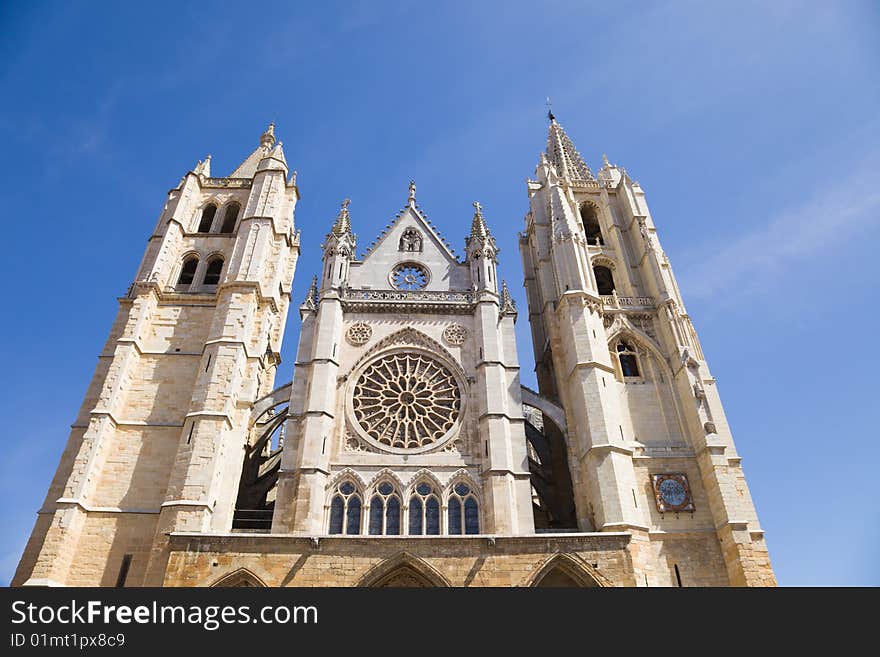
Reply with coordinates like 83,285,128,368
343,288,475,304
203,177,252,188
600,293,654,308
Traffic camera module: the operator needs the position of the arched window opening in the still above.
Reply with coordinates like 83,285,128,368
197,205,217,233
447,481,479,535
399,228,423,252
203,257,224,286
176,256,199,287
328,480,362,535
617,342,641,378
580,204,603,245
219,203,240,233
368,481,401,535
408,481,440,535
594,266,615,295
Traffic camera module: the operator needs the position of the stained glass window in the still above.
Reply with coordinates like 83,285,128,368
328,480,361,535
448,480,480,535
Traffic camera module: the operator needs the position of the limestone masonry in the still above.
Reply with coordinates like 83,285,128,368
13,120,775,587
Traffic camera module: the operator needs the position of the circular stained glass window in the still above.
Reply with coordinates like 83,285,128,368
390,263,429,291
351,352,461,450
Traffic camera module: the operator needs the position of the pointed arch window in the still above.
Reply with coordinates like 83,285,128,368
197,204,217,233
447,481,480,535
368,481,402,535
399,228,423,252
616,341,641,378
408,482,440,535
219,203,240,233
594,266,615,295
176,256,199,287
203,257,224,286
328,480,362,535
580,203,603,245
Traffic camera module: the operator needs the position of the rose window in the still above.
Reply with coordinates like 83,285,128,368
347,322,372,345
390,263,429,291
352,352,461,449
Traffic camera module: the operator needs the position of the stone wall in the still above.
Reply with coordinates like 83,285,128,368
163,533,635,587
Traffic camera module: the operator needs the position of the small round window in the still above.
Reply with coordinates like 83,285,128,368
391,263,429,291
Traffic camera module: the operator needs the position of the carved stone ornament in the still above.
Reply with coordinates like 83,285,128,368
344,433,377,453
347,322,372,345
442,323,468,346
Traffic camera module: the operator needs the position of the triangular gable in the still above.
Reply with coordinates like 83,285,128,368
360,202,458,264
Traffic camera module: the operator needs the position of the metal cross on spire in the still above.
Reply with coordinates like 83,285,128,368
546,97,555,122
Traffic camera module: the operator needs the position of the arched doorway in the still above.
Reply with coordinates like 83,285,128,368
528,554,607,588
357,552,450,588
210,568,267,587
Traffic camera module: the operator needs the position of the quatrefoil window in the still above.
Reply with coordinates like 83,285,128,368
351,352,461,450
390,263,429,291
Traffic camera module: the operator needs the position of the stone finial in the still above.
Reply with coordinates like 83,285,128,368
408,180,416,205
302,275,319,311
602,153,611,168
260,122,276,149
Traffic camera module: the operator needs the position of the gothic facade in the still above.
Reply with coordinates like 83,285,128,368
13,120,775,587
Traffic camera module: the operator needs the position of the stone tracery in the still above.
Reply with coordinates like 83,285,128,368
352,352,461,450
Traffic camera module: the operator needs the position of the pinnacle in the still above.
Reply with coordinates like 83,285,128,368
329,198,354,240
469,200,491,240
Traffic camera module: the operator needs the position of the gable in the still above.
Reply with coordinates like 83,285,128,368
348,205,470,291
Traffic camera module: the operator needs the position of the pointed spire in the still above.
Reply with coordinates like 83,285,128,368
331,198,352,235
546,117,594,182
301,275,319,312
500,280,517,314
325,198,356,251
465,200,498,260
230,123,282,177
469,201,490,240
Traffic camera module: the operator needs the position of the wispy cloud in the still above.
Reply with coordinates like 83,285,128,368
679,155,880,301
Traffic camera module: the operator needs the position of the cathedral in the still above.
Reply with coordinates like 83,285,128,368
13,119,776,587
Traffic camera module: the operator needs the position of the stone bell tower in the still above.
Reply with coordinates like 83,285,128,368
13,124,300,587
518,115,776,586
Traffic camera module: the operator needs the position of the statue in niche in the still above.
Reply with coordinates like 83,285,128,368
399,228,423,252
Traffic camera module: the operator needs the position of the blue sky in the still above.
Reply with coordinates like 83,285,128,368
1,1,878,586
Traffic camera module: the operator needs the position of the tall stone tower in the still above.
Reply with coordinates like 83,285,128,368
518,116,775,586
13,124,300,586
